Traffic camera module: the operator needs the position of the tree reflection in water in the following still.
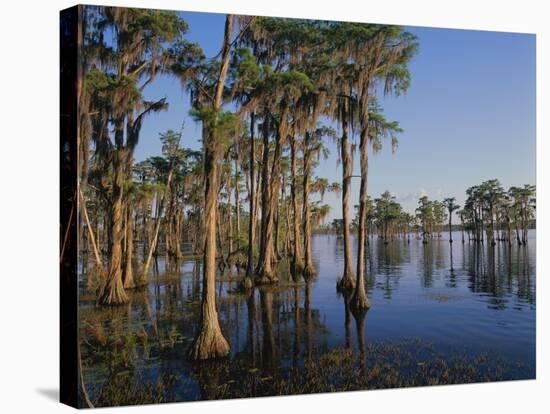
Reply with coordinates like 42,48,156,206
79,233,535,406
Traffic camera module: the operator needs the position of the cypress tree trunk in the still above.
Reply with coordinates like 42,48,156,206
506,218,512,246
351,97,371,315
515,215,522,245
187,136,229,359
187,14,233,360
491,207,497,246
103,214,110,256
142,203,148,257
290,137,304,280
152,195,161,257
226,165,234,257
234,151,241,250
175,205,183,258
176,198,182,258
244,112,256,287
284,195,293,256
255,155,279,283
143,170,173,283
99,147,128,305
256,112,272,280
522,207,528,244
302,131,316,280
337,104,355,292
256,105,289,284
274,193,281,261
78,188,103,269
448,216,453,243
254,167,262,244
95,211,101,255
123,202,135,289
166,185,174,257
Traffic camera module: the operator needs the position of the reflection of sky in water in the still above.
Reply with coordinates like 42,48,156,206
79,231,535,405
310,231,535,363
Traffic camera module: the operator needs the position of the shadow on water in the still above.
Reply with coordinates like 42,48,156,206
78,231,536,407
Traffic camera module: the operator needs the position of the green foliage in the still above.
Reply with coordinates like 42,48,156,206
190,107,239,152
160,130,182,160
368,99,403,153
86,68,141,113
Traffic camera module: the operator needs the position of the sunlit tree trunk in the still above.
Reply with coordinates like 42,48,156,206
187,14,233,360
351,94,371,315
256,111,272,279
302,131,316,280
244,112,256,287
284,192,293,256
174,202,183,258
143,169,173,283
254,166,262,247
165,186,173,257
141,202,148,258
274,191,281,260
226,163,234,255
290,137,304,280
98,145,128,305
337,104,355,292
256,104,289,284
78,188,103,269
189,143,229,358
234,148,241,249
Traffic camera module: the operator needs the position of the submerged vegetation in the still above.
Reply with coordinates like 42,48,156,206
69,5,536,407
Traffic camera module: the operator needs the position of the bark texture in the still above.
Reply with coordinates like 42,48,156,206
98,148,128,305
290,137,304,281
256,105,289,284
336,105,355,292
244,112,256,287
187,14,233,360
351,99,371,315
302,131,316,280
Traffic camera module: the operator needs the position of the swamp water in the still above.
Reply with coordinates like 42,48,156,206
78,231,536,407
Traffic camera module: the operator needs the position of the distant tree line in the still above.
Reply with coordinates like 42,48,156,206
328,179,535,246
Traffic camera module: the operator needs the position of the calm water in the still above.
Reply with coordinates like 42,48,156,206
79,231,536,406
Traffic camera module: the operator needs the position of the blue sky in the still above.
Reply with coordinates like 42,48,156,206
135,11,536,221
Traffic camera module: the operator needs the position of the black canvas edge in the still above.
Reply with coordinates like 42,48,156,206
60,4,80,409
